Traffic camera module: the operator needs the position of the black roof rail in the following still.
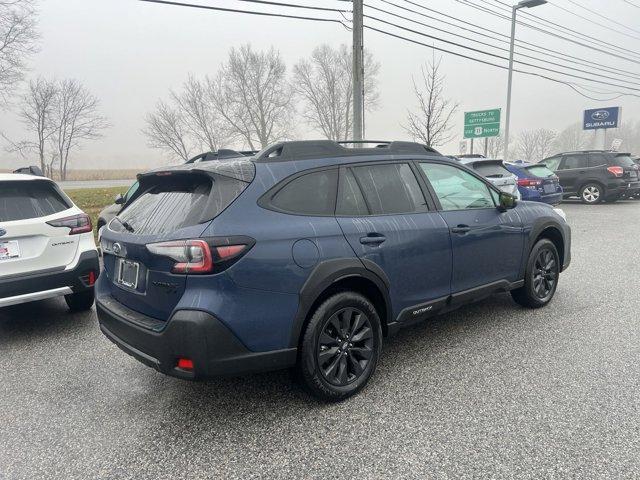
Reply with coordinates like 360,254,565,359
185,149,258,164
254,140,441,162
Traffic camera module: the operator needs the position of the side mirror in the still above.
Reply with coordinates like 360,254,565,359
114,194,125,205
498,192,517,211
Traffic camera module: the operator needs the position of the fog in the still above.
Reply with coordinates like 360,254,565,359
0,0,638,170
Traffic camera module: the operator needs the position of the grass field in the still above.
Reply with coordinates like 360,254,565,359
65,186,127,239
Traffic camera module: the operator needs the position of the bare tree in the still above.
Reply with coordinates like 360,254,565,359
2,76,56,173
293,44,379,141
404,56,458,147
49,79,109,180
212,45,293,150
143,100,193,162
0,0,39,104
553,122,591,153
171,75,229,151
516,128,557,162
485,135,506,159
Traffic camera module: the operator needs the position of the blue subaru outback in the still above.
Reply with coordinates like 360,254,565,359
96,141,571,401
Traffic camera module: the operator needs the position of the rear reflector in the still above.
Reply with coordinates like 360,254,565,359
177,358,194,370
47,213,92,235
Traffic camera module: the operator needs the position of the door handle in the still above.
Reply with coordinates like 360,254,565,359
359,234,386,245
450,225,471,234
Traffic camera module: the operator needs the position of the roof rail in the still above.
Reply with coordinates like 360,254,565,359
185,149,258,164
255,140,441,162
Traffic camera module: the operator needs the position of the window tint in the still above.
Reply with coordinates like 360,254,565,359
124,181,139,202
115,174,247,235
271,169,338,216
526,165,556,178
0,180,70,222
543,156,562,171
351,163,426,215
472,162,511,178
337,168,368,216
588,154,607,167
611,155,636,167
560,155,586,170
419,163,495,211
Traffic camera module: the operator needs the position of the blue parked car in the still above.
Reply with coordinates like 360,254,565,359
505,161,563,205
96,141,571,401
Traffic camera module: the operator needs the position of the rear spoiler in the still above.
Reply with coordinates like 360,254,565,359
13,165,44,176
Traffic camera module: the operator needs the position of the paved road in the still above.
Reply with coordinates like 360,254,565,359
1,202,639,479
60,179,135,190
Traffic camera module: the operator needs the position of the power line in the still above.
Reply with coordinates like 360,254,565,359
390,0,640,80
459,0,640,64
366,1,640,85
364,13,640,91
364,24,640,100
138,0,350,28
230,0,350,14
558,0,640,36
547,1,640,41
488,0,640,61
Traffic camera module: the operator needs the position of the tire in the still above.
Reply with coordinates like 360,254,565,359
296,292,383,402
65,289,95,312
579,183,603,204
511,239,560,309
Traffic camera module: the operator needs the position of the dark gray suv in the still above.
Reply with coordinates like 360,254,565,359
542,150,640,204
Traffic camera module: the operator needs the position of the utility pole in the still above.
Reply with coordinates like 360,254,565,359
503,0,547,161
352,0,364,141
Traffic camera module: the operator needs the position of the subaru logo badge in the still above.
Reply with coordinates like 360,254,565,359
591,110,610,121
0,228,6,237
112,242,122,255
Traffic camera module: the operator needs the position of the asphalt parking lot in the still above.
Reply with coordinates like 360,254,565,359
1,201,639,479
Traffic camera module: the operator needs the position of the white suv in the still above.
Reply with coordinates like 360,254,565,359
0,171,99,311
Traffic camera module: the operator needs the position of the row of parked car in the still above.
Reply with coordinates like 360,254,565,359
451,150,640,205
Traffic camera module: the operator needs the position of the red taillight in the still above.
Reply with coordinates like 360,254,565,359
46,213,92,235
146,239,249,274
88,271,96,286
177,358,194,370
607,166,624,177
517,178,542,187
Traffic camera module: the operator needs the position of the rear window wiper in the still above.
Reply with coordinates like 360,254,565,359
113,216,135,233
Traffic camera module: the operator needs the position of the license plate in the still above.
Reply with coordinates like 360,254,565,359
116,258,139,289
543,184,556,194
0,241,20,260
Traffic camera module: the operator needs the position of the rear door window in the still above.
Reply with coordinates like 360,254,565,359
0,180,70,222
337,168,369,216
472,162,511,178
560,155,586,170
269,169,338,216
115,174,247,235
588,154,608,167
350,163,427,215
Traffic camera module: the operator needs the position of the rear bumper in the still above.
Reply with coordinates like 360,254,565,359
0,250,99,307
96,294,297,379
520,188,563,205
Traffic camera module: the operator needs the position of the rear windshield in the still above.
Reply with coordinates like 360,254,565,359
526,165,556,178
112,174,247,235
472,162,511,178
611,155,636,168
0,180,70,222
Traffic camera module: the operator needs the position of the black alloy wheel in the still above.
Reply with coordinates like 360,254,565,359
532,247,558,302
317,307,373,386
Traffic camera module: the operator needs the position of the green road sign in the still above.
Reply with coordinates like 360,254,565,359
464,123,500,139
463,109,501,138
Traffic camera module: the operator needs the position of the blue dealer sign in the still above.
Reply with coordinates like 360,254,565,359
583,107,620,130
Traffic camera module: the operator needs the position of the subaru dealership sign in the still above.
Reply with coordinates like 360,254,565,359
583,107,620,130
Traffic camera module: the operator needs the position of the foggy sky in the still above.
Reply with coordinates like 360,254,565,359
0,0,639,170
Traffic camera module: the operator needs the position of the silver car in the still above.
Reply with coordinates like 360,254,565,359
457,158,521,200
